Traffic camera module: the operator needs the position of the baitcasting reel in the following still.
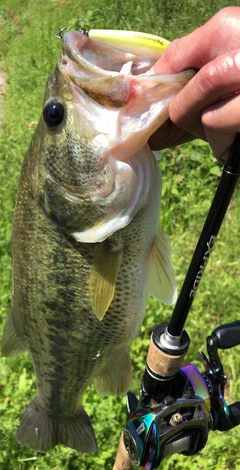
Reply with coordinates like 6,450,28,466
120,321,240,470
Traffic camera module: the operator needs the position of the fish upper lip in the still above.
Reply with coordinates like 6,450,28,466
60,30,156,80
61,30,120,78
59,31,132,108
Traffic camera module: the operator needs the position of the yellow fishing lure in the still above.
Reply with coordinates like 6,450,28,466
87,29,170,60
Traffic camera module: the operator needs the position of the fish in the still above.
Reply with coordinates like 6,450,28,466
1,30,195,454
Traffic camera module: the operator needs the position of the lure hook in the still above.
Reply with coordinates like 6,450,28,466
55,26,69,39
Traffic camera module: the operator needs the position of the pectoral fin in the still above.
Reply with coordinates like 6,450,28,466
147,226,177,305
1,307,26,357
89,244,123,321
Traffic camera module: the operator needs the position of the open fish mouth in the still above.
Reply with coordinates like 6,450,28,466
51,30,196,243
58,30,195,159
60,30,156,76
59,30,158,108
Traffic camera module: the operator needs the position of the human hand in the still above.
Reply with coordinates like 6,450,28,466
149,7,240,163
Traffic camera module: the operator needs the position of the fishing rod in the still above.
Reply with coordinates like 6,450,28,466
113,133,240,470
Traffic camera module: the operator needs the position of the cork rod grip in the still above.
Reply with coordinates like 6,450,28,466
147,333,186,377
113,433,135,470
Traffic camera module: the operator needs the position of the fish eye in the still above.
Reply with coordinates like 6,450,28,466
43,100,65,128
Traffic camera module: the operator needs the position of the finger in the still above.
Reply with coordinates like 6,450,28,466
153,7,240,74
202,93,240,161
168,50,240,130
203,129,235,165
148,119,196,150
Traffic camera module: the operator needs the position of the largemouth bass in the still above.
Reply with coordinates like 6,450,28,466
1,31,194,453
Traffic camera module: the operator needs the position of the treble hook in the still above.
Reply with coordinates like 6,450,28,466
55,26,69,39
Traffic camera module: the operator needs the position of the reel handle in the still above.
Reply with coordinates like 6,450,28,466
217,401,240,431
212,320,240,349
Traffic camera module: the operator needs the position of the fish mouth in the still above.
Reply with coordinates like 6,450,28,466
60,30,155,75
54,32,195,242
58,30,156,107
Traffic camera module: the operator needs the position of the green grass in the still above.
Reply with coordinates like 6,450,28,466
0,1,240,469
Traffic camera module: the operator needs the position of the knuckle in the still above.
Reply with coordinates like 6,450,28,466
214,6,240,30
